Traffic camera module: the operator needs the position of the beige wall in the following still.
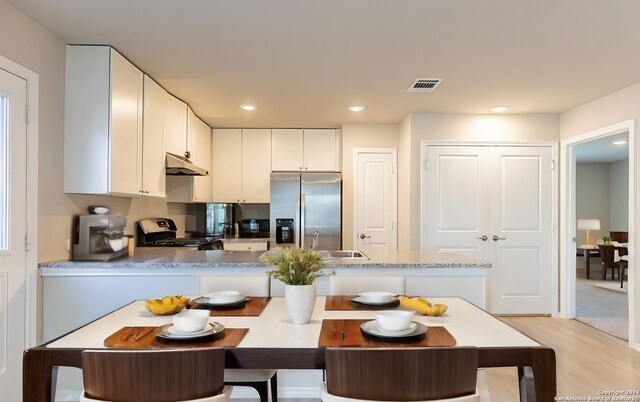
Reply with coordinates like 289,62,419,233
402,113,560,250
0,0,193,263
341,124,398,249
576,163,610,245
610,160,629,232
561,83,640,139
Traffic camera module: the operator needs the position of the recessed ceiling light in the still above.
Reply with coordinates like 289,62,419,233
240,104,257,111
348,105,365,112
613,140,627,145
489,105,509,113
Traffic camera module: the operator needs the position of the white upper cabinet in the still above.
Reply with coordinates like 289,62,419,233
142,75,166,198
212,129,242,203
165,94,189,158
190,109,212,202
271,128,340,171
166,110,212,203
212,129,271,203
241,129,272,203
271,129,304,171
64,45,144,196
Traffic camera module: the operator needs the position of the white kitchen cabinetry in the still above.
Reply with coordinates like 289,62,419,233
166,110,212,202
165,93,189,158
212,129,271,203
271,128,341,172
220,239,269,251
141,75,166,197
64,45,144,196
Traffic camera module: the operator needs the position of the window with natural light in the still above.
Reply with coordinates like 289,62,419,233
0,95,8,252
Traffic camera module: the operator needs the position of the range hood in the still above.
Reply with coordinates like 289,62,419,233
166,153,208,176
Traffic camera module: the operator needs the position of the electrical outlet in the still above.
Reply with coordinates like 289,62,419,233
66,238,71,251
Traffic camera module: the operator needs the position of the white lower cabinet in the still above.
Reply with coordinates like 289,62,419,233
220,239,269,251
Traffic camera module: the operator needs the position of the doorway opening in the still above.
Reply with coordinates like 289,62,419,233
560,119,637,347
574,132,629,340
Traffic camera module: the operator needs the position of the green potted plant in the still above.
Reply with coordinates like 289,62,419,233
602,236,611,244
262,247,331,324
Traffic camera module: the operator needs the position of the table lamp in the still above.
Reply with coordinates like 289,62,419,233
577,219,600,245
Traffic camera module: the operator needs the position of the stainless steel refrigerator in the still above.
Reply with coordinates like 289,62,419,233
270,172,342,250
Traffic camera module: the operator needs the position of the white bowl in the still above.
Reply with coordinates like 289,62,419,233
203,290,243,304
88,205,110,215
374,310,414,332
107,237,128,252
172,309,209,333
358,291,395,304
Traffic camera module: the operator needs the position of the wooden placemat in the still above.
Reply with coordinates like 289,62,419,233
318,319,456,347
189,297,271,316
325,295,400,311
104,326,248,349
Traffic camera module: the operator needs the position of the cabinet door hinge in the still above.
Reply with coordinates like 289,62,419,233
25,105,31,124
25,232,30,251
551,159,555,171
391,166,395,174
424,159,428,170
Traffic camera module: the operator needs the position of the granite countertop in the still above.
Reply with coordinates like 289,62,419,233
39,247,490,276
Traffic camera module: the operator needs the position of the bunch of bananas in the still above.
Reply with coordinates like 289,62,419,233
398,296,448,316
145,295,190,315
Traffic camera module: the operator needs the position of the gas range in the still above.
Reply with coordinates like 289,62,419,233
136,218,223,250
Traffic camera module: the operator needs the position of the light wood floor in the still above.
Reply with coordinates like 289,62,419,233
480,316,640,400
237,317,640,402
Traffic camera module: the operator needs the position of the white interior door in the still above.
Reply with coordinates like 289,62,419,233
0,67,27,401
425,146,491,261
353,149,397,255
489,147,553,314
424,145,553,314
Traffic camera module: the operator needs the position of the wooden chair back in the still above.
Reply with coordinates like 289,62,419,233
598,245,617,268
325,347,478,401
329,276,406,295
610,231,628,243
81,348,225,402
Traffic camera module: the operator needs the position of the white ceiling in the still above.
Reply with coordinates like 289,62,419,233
7,0,640,128
575,131,629,163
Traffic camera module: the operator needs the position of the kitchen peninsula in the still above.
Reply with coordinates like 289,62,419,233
40,248,489,341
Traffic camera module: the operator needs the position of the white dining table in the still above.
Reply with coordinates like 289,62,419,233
23,297,556,401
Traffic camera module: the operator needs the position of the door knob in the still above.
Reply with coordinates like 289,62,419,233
359,233,371,239
477,235,488,241
492,235,506,241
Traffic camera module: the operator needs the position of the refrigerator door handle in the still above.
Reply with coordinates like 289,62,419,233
295,194,301,248
300,193,306,249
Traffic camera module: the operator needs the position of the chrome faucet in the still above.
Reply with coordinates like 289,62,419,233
311,231,319,250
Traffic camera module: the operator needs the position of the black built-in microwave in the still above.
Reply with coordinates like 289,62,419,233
239,219,270,238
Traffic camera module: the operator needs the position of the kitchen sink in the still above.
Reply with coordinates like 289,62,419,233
317,250,369,260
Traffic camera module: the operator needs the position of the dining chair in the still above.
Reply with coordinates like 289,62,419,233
329,276,406,295
597,245,621,280
620,257,628,288
200,275,277,402
322,347,480,402
79,348,232,402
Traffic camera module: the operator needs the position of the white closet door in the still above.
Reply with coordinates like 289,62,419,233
425,145,553,314
488,146,553,314
425,146,491,261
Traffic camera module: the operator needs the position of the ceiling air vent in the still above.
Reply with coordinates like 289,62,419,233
407,78,443,93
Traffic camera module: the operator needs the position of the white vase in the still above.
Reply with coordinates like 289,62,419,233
284,284,316,324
